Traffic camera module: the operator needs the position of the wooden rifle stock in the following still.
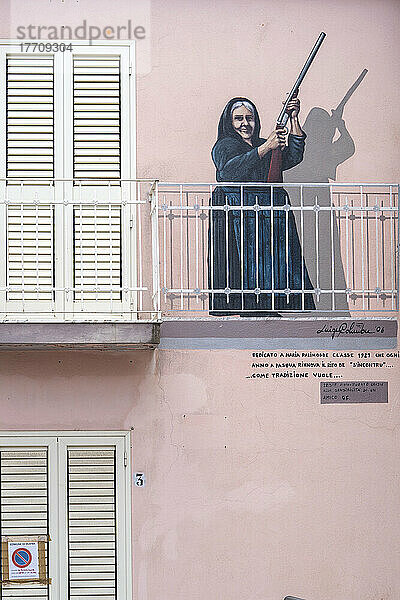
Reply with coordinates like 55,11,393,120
267,148,284,183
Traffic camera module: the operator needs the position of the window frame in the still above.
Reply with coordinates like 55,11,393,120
0,40,137,321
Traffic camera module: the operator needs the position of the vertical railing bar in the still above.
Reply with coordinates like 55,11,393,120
271,185,275,311
35,202,39,302
108,182,113,310
351,192,355,300
94,191,98,304
336,192,341,308
330,185,335,311
156,182,161,318
2,184,7,311
300,185,305,311
240,185,244,311
0,183,5,316
396,185,400,312
285,199,289,305
108,196,113,312
360,185,365,310
225,194,229,306
21,204,26,309
345,195,349,304
389,185,394,310
195,194,199,303
180,184,184,310
185,191,190,311
375,195,380,301
162,192,167,304
365,192,371,310
256,195,259,302
209,184,214,311
137,182,143,314
52,181,56,308
315,195,319,303
380,193,385,311
80,196,84,311
169,197,173,310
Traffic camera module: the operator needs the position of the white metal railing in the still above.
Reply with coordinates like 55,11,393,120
154,182,399,316
0,178,160,322
0,179,398,322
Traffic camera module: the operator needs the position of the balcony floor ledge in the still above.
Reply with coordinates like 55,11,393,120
0,322,160,350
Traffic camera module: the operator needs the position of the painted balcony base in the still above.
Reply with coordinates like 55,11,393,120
0,323,160,350
159,318,398,350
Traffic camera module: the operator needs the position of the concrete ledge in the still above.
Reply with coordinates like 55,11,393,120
0,323,160,350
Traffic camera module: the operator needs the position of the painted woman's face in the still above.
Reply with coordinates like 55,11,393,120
231,106,255,142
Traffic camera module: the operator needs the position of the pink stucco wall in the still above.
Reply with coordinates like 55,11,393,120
137,0,400,183
0,349,399,599
0,1,399,599
2,0,399,181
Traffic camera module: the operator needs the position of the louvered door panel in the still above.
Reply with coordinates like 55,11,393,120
73,205,122,301
67,448,116,600
7,204,54,301
0,448,49,599
6,55,54,182
73,56,121,183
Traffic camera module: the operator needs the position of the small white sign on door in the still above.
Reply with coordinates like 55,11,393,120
8,541,40,580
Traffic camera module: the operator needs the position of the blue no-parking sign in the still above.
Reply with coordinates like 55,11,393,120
8,542,39,580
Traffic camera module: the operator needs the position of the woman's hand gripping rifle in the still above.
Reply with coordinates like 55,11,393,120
266,32,326,183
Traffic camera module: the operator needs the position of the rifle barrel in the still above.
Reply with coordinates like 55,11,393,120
277,32,326,126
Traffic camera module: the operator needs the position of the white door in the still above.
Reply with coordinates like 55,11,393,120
0,432,132,600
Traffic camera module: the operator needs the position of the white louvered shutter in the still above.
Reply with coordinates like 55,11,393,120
0,46,61,316
6,54,54,181
7,204,54,301
73,204,122,301
0,446,50,599
73,55,121,183
0,41,136,320
67,448,117,600
63,44,133,316
0,434,131,600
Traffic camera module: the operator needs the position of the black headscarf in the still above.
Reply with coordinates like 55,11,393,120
216,97,262,144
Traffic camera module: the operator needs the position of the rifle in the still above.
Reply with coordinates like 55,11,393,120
267,32,326,183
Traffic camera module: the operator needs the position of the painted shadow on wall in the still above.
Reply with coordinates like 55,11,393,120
284,70,368,312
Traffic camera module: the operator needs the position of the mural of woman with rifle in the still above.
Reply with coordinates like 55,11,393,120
208,33,326,316
208,96,316,315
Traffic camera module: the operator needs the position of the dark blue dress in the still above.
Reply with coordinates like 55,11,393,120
209,126,316,315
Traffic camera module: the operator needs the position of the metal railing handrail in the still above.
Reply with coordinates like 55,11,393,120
1,178,158,183
158,181,400,187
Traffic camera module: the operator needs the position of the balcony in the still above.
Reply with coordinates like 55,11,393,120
0,179,398,349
